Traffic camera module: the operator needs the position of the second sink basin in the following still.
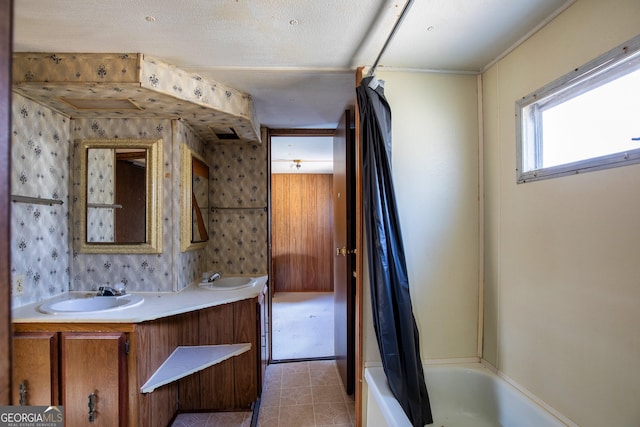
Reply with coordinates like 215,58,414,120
199,276,256,291
38,294,144,314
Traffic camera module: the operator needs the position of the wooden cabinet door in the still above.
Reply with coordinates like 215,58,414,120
61,332,127,426
12,332,59,406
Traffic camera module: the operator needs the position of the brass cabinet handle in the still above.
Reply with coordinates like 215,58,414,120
336,247,357,256
19,382,27,406
88,392,96,422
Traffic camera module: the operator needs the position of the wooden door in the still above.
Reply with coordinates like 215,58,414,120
333,109,355,394
61,332,127,426
0,0,11,407
12,332,59,406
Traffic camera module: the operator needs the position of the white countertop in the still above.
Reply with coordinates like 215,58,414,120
12,275,268,324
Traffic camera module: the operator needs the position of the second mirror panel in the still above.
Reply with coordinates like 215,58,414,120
191,156,209,243
181,144,210,252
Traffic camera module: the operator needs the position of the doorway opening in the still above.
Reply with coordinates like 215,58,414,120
269,131,336,362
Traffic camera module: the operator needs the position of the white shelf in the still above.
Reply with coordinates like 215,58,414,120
141,343,251,393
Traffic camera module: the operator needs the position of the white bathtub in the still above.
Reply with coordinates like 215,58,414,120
365,363,567,427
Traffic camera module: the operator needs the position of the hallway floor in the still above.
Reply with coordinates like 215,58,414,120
171,360,355,427
272,292,334,360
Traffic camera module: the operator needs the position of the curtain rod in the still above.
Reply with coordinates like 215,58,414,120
367,0,415,77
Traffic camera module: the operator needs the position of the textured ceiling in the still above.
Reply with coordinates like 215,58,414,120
13,0,573,130
12,0,573,171
271,136,334,173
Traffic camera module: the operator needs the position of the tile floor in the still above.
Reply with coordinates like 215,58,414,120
171,360,355,427
171,411,252,427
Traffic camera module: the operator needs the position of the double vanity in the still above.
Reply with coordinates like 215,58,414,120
10,128,268,426
12,275,268,426
10,53,271,426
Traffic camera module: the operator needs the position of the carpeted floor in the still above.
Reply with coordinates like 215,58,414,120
271,292,334,360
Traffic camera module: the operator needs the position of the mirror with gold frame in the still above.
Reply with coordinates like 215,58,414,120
79,138,163,254
180,144,210,252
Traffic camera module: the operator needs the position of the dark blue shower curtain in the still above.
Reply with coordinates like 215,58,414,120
356,76,433,427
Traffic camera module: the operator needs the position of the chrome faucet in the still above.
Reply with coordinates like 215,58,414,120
97,283,126,296
208,272,222,282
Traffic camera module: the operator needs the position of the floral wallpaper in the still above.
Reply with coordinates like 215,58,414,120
12,52,260,145
140,55,261,144
207,142,269,275
11,94,71,308
70,117,176,293
11,96,269,308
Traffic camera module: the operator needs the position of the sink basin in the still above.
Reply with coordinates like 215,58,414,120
199,276,256,291
38,294,144,314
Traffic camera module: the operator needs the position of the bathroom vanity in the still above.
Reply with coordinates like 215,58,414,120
11,277,268,426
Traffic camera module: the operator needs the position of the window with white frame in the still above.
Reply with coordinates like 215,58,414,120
516,34,640,183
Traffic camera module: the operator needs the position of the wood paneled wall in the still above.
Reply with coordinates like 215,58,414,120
272,174,334,292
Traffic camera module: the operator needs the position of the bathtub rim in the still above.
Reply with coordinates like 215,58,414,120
364,361,495,427
479,360,579,427
364,360,576,427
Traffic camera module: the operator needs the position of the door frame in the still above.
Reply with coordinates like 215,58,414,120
266,123,363,424
354,68,364,427
266,127,336,362
333,109,356,395
0,0,12,406
266,84,364,424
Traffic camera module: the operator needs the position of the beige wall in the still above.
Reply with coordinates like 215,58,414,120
362,71,480,368
482,1,640,426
